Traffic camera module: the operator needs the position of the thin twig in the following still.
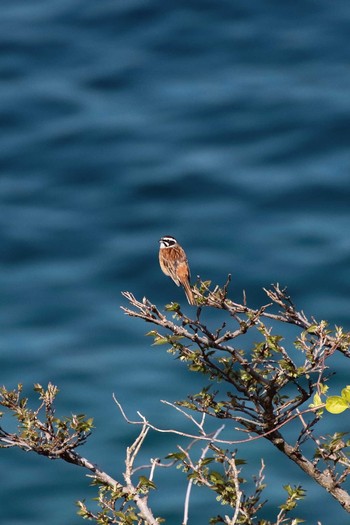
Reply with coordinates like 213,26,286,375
182,424,225,525
124,425,158,525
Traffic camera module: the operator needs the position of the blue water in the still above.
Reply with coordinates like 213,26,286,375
1,1,350,524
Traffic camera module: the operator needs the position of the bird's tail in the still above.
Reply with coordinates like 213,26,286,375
182,280,196,305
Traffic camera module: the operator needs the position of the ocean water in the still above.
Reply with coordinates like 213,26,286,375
1,1,350,524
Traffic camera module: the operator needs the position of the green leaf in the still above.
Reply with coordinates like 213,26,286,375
319,383,329,394
306,324,318,334
145,330,158,337
165,302,181,311
309,393,323,408
209,471,225,484
165,452,186,461
266,335,283,351
138,476,156,490
199,280,211,291
283,484,293,496
234,458,247,466
152,337,169,346
325,396,349,414
200,457,215,466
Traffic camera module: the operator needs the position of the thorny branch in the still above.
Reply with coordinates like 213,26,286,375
121,281,350,514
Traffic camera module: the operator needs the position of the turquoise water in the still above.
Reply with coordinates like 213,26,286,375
1,1,350,524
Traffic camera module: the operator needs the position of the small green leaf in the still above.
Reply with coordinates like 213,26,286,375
306,324,318,333
283,484,293,496
165,302,181,311
209,471,225,484
200,457,215,466
234,458,247,466
138,476,156,490
310,393,323,408
145,330,158,337
152,337,169,346
165,452,186,461
319,383,329,394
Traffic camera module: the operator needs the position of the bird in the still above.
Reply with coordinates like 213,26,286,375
158,236,195,305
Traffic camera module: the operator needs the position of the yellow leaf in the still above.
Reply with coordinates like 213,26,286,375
312,393,322,407
325,396,349,414
341,386,350,403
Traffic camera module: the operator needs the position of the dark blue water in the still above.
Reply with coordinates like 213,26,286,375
1,1,350,524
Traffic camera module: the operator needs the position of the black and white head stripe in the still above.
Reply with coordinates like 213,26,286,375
159,236,178,248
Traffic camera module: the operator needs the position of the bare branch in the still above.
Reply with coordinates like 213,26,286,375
123,425,159,525
182,424,225,525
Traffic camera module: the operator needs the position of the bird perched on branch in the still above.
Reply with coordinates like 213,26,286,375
158,236,195,305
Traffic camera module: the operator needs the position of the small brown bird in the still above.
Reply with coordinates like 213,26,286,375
158,236,195,305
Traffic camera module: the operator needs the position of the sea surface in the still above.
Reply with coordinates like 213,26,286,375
1,1,350,524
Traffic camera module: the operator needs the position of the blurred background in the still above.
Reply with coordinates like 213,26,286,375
1,1,350,523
